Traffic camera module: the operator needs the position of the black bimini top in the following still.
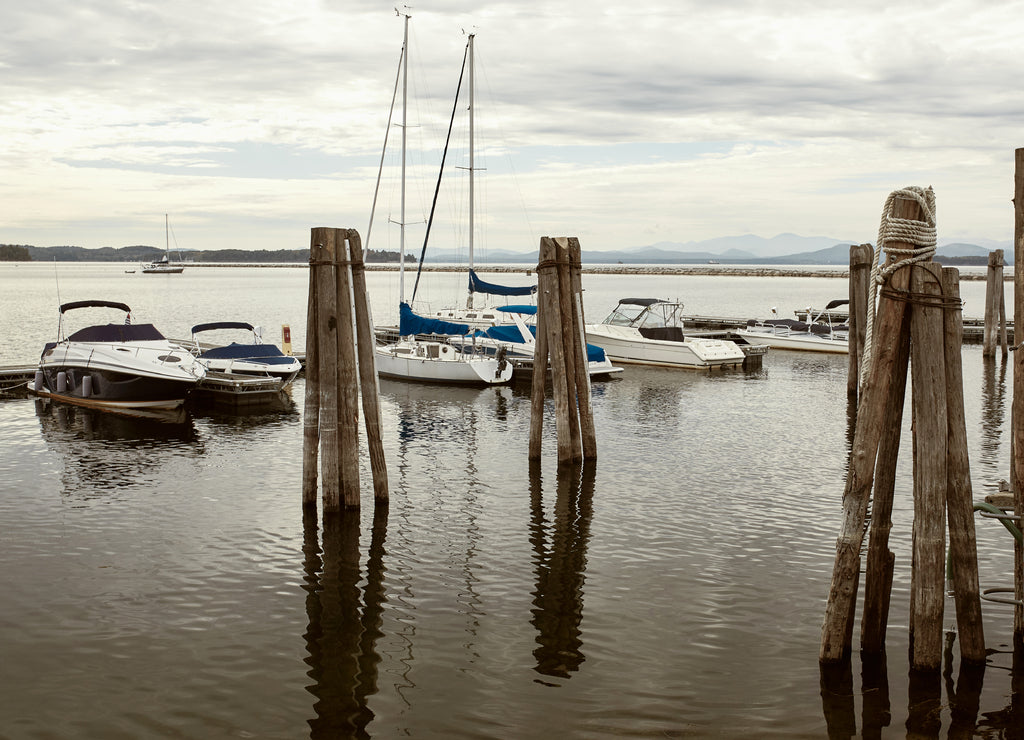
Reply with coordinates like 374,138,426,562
60,299,131,314
617,298,662,307
191,321,255,334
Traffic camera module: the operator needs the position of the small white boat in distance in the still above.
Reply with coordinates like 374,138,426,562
736,299,850,354
585,298,747,369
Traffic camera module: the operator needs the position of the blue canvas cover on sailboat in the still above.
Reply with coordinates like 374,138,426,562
399,302,470,336
474,323,608,363
468,269,536,297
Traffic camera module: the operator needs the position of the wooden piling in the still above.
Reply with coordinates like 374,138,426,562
941,266,986,664
820,193,923,662
567,238,597,459
302,240,322,505
860,306,910,653
345,229,389,504
1013,148,1024,649
983,250,1005,357
848,244,872,399
302,226,390,513
334,232,361,510
529,236,595,465
908,262,948,671
315,228,341,510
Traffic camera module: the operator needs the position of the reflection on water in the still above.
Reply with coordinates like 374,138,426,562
819,635,1024,739
303,507,388,739
977,355,1008,486
529,460,594,683
34,398,202,493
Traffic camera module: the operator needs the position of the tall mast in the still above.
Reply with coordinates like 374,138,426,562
399,11,409,303
465,33,476,309
164,213,169,257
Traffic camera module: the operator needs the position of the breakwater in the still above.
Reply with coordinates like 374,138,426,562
172,263,1001,279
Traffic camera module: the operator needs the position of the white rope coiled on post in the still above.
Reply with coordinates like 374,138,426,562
860,186,937,386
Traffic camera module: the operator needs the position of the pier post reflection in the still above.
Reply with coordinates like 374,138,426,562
979,355,1008,483
528,460,595,683
303,506,388,738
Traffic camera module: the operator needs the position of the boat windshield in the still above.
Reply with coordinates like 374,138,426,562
602,301,683,329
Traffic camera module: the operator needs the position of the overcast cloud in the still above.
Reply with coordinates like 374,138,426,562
2,0,1022,255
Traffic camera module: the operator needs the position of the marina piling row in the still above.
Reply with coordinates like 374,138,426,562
821,189,985,670
302,227,388,512
529,236,597,465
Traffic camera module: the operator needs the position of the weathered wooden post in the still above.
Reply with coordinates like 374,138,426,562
848,243,872,399
822,192,922,662
907,261,948,667
346,229,389,504
302,240,322,505
529,236,596,465
302,227,389,513
941,266,986,664
315,228,341,509
823,186,985,670
983,250,1006,357
1013,147,1024,650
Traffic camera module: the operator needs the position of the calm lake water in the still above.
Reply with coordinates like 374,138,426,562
0,262,1021,738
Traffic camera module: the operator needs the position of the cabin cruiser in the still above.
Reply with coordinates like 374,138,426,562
187,321,302,387
585,298,747,369
736,299,850,354
30,300,206,410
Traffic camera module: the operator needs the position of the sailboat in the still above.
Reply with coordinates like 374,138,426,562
425,32,536,329
372,14,513,385
141,214,185,274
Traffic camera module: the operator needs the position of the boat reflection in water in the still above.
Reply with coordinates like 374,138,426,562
34,398,200,494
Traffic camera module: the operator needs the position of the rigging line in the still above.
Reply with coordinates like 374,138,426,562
410,40,469,305
366,42,406,256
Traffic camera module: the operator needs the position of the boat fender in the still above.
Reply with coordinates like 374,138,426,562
57,371,67,393
82,375,92,398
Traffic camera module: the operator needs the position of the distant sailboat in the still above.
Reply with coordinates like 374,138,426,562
372,13,512,385
141,214,184,274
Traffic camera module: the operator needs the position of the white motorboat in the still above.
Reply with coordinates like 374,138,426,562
186,321,302,387
585,298,747,369
447,305,623,379
30,300,206,410
736,299,850,354
370,15,512,386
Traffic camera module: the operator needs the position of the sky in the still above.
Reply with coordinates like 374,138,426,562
2,0,1023,257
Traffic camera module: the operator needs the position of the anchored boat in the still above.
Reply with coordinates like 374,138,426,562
585,298,748,369
30,300,206,410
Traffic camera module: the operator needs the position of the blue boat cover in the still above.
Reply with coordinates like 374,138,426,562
201,343,296,364
468,270,536,297
473,323,607,363
399,302,470,336
495,305,537,315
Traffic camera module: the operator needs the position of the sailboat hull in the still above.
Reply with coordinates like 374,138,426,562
375,341,512,385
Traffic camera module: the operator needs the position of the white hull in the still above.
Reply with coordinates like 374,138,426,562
375,340,512,385
735,328,849,354
35,340,206,409
585,324,746,369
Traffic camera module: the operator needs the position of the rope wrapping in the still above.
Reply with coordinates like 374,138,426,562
860,186,937,386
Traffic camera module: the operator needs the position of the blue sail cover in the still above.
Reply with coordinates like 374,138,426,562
399,302,470,336
474,323,607,363
468,269,536,297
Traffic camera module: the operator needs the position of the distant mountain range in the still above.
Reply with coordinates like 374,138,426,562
431,234,1015,265
4,233,1013,265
